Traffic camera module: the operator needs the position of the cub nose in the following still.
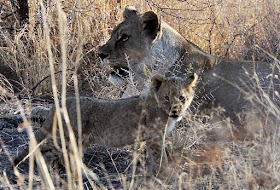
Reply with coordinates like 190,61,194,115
172,110,177,115
98,52,109,60
171,104,181,114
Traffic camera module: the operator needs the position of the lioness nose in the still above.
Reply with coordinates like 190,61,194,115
98,52,109,60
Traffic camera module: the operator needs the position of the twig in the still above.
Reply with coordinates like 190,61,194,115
0,11,17,20
30,68,74,93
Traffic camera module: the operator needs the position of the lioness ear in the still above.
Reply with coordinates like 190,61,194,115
151,74,165,92
187,73,198,91
123,6,138,19
139,11,161,41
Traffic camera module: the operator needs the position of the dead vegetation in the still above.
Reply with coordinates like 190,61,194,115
0,0,280,189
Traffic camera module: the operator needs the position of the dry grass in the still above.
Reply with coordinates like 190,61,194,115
1,0,279,96
0,0,280,189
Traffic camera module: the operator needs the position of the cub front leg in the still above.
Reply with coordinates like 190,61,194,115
145,136,168,177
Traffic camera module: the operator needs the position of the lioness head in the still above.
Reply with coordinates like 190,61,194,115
148,73,198,133
98,6,162,77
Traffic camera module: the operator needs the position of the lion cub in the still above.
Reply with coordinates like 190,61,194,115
14,74,197,175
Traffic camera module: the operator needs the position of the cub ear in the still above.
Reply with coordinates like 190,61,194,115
123,6,138,19
139,11,161,41
151,74,165,92
187,73,198,91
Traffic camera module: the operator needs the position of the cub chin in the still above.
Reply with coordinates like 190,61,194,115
14,74,198,178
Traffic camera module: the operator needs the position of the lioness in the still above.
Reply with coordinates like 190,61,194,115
14,74,198,176
98,6,280,131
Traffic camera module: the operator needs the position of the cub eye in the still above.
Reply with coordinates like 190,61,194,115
119,34,129,42
179,96,185,103
164,96,170,101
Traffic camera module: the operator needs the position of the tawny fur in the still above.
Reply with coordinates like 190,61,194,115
14,74,198,176
98,6,280,131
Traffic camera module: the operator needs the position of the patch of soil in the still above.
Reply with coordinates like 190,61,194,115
0,114,133,189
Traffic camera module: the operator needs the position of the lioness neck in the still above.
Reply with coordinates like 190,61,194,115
147,21,216,73
147,22,184,70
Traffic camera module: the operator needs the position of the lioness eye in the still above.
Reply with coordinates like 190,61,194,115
119,34,129,42
179,96,185,103
164,96,170,101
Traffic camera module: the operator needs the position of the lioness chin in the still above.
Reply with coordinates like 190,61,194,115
14,74,198,177
98,6,280,139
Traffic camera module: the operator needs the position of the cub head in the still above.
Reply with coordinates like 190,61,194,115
98,6,161,77
149,73,198,133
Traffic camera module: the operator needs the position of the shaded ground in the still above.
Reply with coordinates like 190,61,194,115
0,110,133,189
1,104,280,189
